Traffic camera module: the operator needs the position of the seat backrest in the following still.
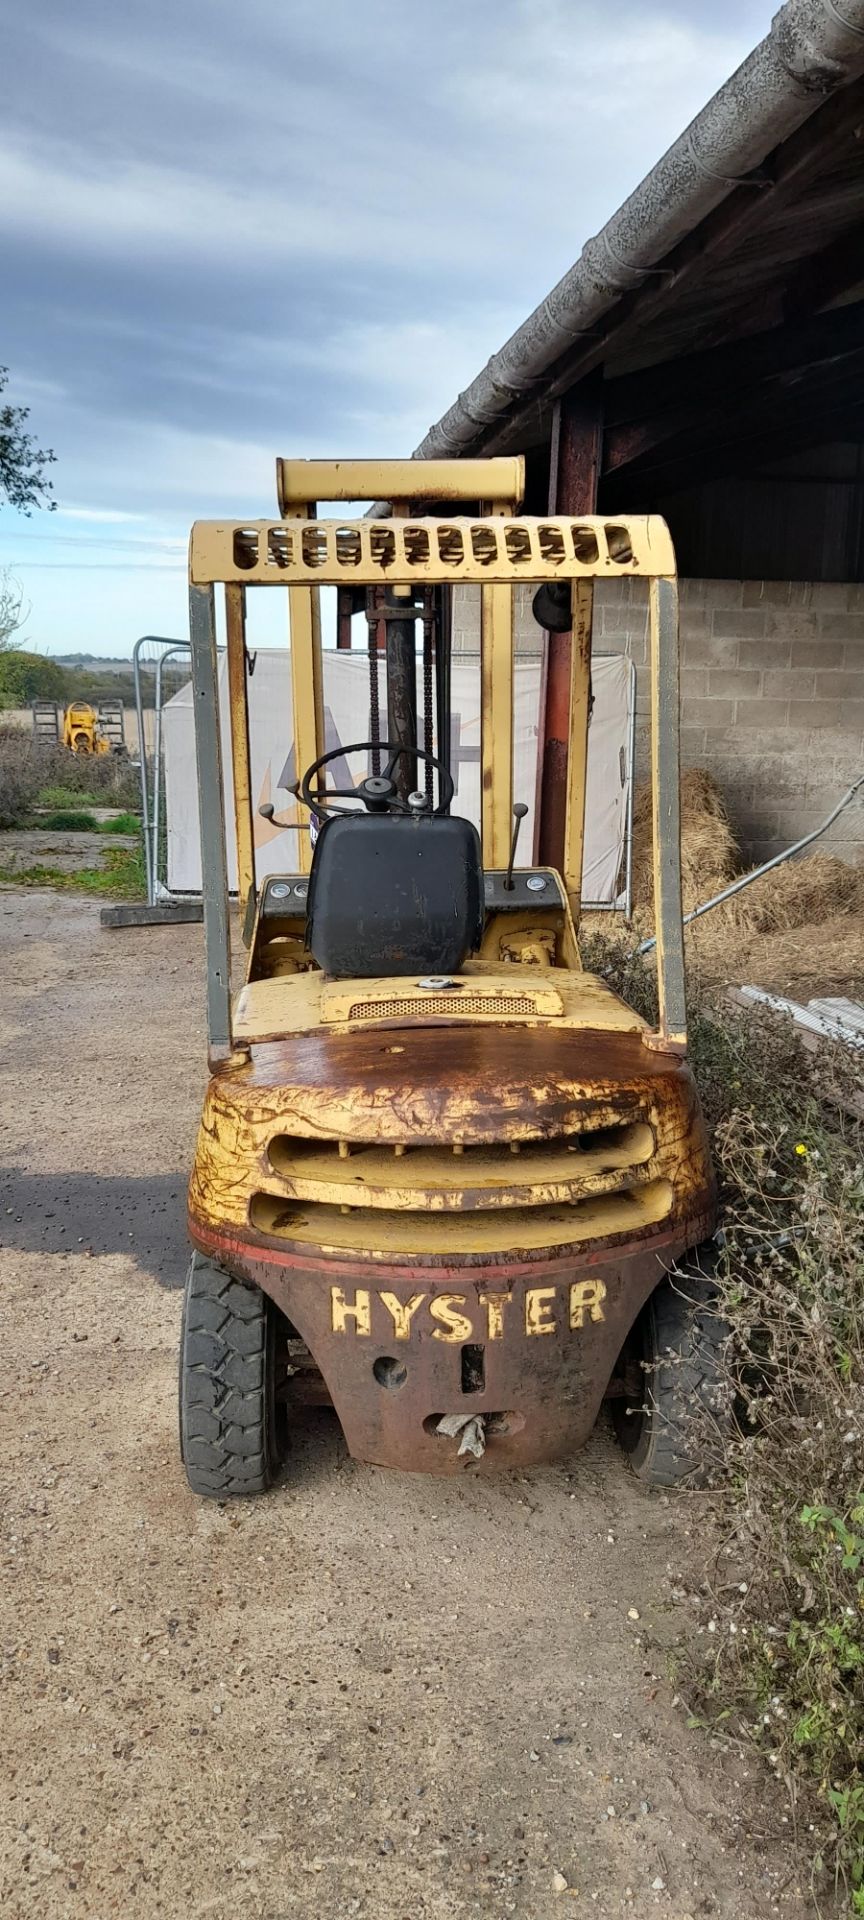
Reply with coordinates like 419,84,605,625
305,813,484,978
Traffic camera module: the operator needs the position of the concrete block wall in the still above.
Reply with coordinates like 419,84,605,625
452,583,544,656
452,580,864,868
599,579,864,867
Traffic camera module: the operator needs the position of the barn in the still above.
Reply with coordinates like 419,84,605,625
412,0,864,874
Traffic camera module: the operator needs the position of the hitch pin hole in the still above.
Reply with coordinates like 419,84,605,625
373,1355,408,1391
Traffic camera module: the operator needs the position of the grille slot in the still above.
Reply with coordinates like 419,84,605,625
264,1121,655,1214
249,1179,673,1255
269,1120,651,1171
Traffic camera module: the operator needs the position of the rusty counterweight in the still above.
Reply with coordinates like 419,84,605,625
189,1023,715,1474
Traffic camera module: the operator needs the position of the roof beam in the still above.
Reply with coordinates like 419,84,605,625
783,221,864,322
602,303,864,475
604,301,864,432
603,390,864,503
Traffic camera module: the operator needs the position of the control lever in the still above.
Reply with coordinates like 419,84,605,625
258,785,299,832
503,802,529,891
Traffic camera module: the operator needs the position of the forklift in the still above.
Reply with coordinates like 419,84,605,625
32,699,125,756
179,458,719,1495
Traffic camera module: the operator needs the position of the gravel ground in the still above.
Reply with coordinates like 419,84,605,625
0,888,814,1920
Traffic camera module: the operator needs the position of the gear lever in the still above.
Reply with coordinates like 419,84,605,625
503,802,529,891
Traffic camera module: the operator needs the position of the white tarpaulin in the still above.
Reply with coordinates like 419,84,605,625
162,649,632,902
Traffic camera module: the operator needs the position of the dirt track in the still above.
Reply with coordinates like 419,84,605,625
0,888,812,1920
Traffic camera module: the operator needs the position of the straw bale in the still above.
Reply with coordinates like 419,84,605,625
631,769,738,912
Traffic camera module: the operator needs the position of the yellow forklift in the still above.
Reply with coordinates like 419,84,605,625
33,699,120,755
180,458,719,1495
63,701,111,754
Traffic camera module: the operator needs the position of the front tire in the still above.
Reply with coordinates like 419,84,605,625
613,1261,732,1487
179,1253,285,1498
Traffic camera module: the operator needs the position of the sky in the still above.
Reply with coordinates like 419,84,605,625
0,0,773,656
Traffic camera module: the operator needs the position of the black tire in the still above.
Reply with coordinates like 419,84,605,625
613,1260,732,1487
179,1253,285,1498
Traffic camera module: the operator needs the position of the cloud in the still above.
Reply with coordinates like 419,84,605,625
55,505,148,524
0,0,770,650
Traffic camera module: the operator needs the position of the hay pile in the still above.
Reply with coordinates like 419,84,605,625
717,850,864,936
628,770,864,993
631,768,738,913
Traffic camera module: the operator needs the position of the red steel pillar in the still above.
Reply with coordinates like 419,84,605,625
536,376,603,869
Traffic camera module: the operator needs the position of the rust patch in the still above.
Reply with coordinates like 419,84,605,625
190,1026,713,1250
216,1023,698,1129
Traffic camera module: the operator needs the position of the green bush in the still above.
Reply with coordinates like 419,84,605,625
36,783,93,809
99,811,140,834
0,650,69,709
40,809,99,831
33,803,140,835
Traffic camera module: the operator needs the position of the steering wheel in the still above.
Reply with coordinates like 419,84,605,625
300,740,455,821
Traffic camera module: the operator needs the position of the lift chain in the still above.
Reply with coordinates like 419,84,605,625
422,589,435,803
366,587,382,776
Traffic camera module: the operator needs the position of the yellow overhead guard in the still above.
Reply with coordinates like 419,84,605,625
276,456,525,512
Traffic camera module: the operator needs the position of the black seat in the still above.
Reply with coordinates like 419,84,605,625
305,813,484,978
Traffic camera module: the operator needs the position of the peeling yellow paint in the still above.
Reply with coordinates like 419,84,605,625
325,1282,613,1345
569,1279,607,1328
331,1287,371,1336
429,1295,474,1343
478,1291,512,1339
525,1287,557,1336
378,1291,426,1341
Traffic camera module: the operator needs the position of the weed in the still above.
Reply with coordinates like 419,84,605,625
34,747,142,810
0,732,43,827
585,932,864,1909
37,783,99,809
706,1070,863,1908
0,844,146,898
0,731,141,824
98,811,140,835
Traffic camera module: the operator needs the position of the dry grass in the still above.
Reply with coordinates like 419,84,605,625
717,852,864,936
624,770,864,997
687,912,864,1001
631,768,737,912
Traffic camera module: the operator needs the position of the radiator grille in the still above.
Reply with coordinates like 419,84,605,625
347,993,539,1020
249,1178,673,1255
261,1120,657,1220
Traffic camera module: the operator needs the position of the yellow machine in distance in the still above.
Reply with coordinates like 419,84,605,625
179,456,721,1497
62,702,110,755
32,699,125,757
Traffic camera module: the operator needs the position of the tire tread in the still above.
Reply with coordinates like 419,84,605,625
615,1259,732,1487
179,1253,281,1498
